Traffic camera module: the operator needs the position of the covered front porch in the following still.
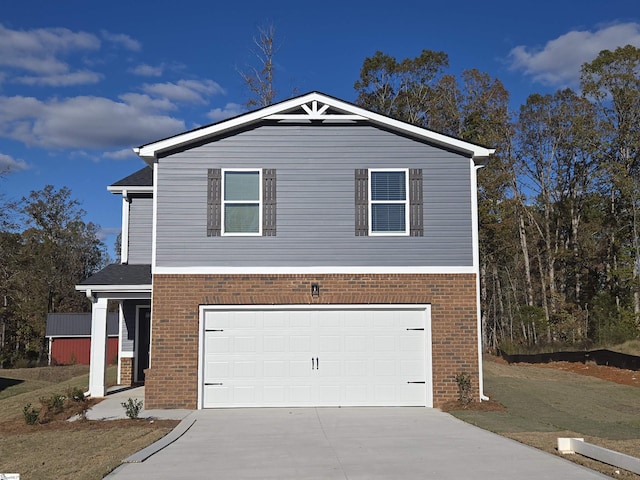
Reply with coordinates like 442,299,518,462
76,264,152,397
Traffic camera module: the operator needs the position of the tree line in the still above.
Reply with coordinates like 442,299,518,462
353,45,640,352
1,39,638,365
0,185,108,366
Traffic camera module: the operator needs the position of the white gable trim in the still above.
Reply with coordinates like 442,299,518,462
135,92,494,163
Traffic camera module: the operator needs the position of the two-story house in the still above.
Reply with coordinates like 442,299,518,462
77,92,493,409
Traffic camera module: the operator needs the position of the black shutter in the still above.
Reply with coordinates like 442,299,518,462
263,169,276,236
409,168,423,236
355,169,369,236
207,168,221,237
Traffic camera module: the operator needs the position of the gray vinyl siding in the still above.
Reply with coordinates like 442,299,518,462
121,300,138,353
155,124,474,267
127,195,153,264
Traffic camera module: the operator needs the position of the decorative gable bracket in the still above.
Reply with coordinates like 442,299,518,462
265,100,366,121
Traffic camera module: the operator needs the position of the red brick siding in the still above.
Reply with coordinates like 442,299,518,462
147,274,478,409
119,357,134,385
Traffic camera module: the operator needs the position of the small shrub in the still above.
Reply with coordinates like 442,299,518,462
121,398,143,419
23,403,40,425
66,386,90,420
66,386,86,402
39,393,66,422
455,372,472,406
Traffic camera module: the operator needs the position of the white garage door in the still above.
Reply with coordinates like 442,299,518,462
201,306,431,408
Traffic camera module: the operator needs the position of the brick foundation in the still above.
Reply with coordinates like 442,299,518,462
146,273,479,409
119,357,134,385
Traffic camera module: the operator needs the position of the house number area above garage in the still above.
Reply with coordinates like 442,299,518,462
200,306,432,408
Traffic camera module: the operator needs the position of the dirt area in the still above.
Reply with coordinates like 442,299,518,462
534,360,640,387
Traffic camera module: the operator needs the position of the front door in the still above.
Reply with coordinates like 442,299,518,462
136,307,151,383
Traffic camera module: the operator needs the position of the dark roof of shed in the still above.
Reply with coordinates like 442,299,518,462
46,312,119,337
79,264,151,286
110,166,153,187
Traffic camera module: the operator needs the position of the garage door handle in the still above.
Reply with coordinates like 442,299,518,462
316,357,319,370
312,357,315,370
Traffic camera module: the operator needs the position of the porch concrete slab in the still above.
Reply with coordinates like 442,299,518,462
106,407,609,480
85,386,192,421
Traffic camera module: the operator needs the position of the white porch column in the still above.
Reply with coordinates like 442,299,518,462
89,296,109,397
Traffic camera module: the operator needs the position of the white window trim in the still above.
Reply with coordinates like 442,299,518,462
368,168,410,236
221,168,263,236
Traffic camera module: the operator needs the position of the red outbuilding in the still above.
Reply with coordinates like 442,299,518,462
46,312,119,365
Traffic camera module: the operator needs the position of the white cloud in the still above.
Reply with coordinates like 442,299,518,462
16,70,103,86
508,22,640,87
143,79,225,103
0,95,185,149
131,64,164,77
96,226,121,241
0,152,29,172
118,93,176,112
206,102,245,121
0,23,100,75
101,31,141,51
103,148,137,160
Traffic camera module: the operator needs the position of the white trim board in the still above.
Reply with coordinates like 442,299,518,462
154,266,477,275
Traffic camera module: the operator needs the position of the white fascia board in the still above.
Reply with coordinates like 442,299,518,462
75,284,152,293
107,185,154,194
153,266,477,275
135,92,494,162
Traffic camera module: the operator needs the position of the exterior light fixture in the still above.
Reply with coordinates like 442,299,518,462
311,283,320,297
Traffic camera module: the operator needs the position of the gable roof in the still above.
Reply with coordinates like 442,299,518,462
134,91,494,164
46,312,119,337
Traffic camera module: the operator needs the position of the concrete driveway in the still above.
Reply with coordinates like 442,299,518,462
107,407,608,480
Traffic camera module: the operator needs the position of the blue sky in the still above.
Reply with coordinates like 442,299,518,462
1,0,638,258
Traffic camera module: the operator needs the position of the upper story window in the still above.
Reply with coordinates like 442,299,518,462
207,168,275,237
369,169,409,235
223,169,262,235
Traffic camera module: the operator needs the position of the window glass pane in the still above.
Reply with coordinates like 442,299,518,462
371,171,406,201
225,204,259,233
225,171,259,201
371,204,406,232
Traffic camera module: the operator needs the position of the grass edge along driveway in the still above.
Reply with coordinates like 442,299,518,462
451,359,640,479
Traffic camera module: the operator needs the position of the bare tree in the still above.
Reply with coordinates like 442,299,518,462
240,24,278,108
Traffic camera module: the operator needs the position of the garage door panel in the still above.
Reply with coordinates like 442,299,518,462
263,335,285,352
374,359,396,376
400,359,424,376
318,335,341,352
374,336,396,352
263,360,287,377
234,336,256,353
203,307,429,408
345,360,367,376
205,360,230,379
289,360,312,377
400,335,423,351
206,335,230,352
290,335,312,352
344,335,366,352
